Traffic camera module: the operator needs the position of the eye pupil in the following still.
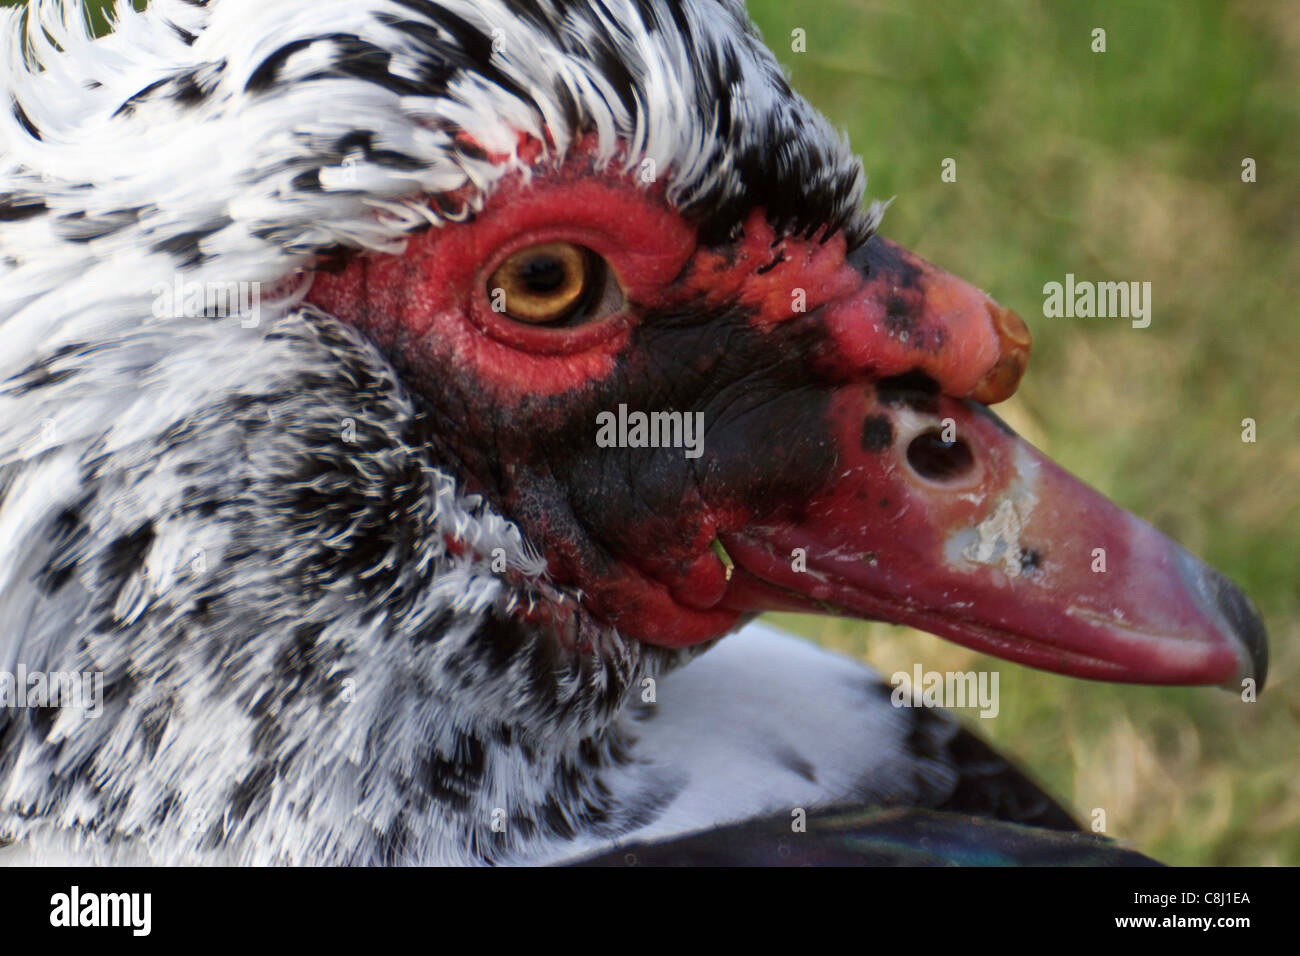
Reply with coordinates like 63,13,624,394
519,255,567,293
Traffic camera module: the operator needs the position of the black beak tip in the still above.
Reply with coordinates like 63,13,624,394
1213,571,1270,692
1178,549,1269,692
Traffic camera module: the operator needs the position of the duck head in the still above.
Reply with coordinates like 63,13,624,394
308,143,1267,691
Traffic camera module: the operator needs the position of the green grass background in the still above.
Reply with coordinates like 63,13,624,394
5,0,1296,864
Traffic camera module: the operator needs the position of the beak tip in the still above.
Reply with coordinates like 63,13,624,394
1222,586,1269,693
1176,548,1270,692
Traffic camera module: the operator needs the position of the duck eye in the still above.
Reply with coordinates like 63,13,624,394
487,242,617,326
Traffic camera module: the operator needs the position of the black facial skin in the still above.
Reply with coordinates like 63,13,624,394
406,293,840,611
861,414,894,452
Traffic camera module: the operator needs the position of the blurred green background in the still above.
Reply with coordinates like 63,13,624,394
745,0,1298,865
6,0,1296,864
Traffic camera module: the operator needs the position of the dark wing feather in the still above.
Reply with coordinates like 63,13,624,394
573,807,1158,867
872,680,1079,831
930,722,1079,831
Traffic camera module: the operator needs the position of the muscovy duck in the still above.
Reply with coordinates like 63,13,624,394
0,0,1267,866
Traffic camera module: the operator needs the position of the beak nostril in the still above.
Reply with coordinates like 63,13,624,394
906,429,975,482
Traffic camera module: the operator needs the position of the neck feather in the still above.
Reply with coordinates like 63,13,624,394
0,308,696,864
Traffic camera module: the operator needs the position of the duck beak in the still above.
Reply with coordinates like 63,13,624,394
719,390,1267,689
716,240,1268,690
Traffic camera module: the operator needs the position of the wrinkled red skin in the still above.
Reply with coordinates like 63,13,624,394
307,142,1016,647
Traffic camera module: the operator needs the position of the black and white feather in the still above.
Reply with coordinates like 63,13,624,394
0,0,1037,866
